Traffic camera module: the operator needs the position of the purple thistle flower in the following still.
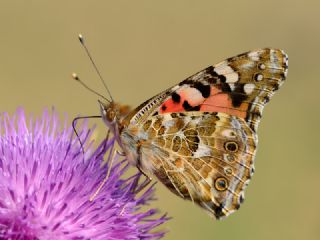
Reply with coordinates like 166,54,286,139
0,108,168,240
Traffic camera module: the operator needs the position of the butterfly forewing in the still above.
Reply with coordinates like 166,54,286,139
127,48,288,132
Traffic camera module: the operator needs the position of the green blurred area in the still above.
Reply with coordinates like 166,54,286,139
0,1,319,239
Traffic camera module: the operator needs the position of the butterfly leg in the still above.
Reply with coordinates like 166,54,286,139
128,140,153,194
115,146,151,194
132,165,152,195
117,144,153,215
72,115,102,154
115,149,126,156
95,129,112,159
119,166,152,216
89,130,116,202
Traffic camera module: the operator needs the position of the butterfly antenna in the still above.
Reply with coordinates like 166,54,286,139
72,115,103,157
78,34,114,102
72,73,110,103
72,117,85,155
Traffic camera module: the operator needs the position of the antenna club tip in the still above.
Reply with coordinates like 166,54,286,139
78,34,84,44
72,72,79,80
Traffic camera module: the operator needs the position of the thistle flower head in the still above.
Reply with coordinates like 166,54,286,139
0,108,168,239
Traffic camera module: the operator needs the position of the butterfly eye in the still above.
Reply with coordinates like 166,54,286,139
224,141,238,152
214,177,228,191
106,109,116,122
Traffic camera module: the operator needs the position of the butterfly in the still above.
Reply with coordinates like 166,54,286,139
83,47,288,219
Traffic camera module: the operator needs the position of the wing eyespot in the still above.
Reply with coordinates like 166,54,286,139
224,141,239,152
258,63,266,70
253,73,264,81
224,153,236,163
224,167,233,176
214,177,228,191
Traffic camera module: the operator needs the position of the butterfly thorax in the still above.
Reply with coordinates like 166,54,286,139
100,101,143,167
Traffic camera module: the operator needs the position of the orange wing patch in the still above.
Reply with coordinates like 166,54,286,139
160,86,249,119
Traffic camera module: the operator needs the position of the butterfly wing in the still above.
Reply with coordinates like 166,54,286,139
125,48,288,132
138,112,256,219
120,48,288,219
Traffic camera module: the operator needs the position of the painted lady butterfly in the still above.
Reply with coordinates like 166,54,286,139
79,45,288,219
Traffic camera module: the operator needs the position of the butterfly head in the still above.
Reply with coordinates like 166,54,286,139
99,100,131,134
99,100,118,130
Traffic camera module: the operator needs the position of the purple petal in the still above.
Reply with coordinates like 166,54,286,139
0,108,169,239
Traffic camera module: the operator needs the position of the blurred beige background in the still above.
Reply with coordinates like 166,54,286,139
0,0,319,239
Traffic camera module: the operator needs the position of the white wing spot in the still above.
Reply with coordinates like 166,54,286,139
241,61,255,69
193,143,212,158
244,83,255,94
258,63,266,70
255,74,263,81
229,83,235,91
222,129,237,138
248,51,260,61
214,63,239,83
177,87,204,105
270,49,276,62
225,73,239,83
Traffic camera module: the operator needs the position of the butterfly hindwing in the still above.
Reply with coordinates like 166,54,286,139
137,112,257,219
